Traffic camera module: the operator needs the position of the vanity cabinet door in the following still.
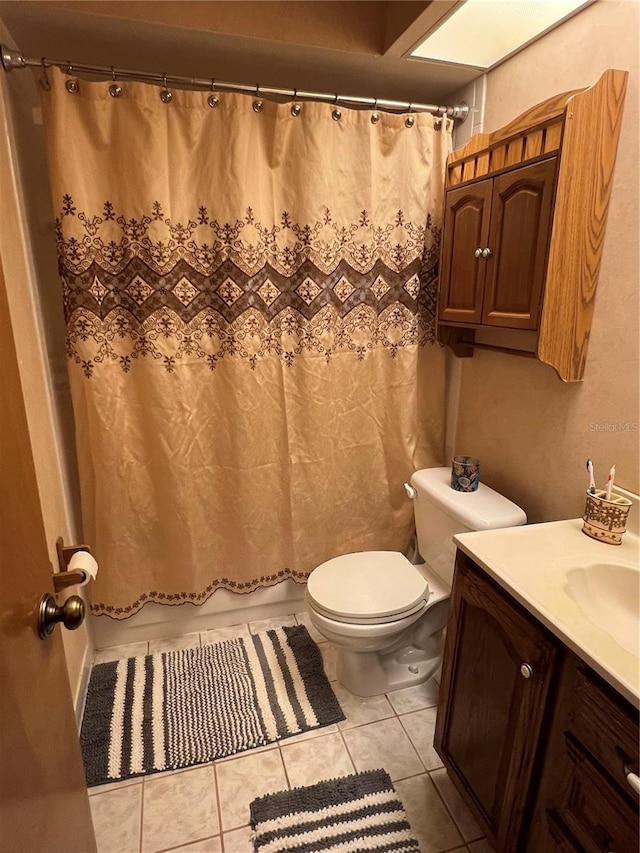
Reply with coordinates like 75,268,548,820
434,551,557,853
527,655,640,853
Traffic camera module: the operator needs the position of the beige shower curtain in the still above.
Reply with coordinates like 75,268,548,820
41,67,450,618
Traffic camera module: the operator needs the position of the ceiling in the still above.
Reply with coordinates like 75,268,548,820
0,1,481,107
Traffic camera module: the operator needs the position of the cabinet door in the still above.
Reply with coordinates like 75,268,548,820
438,179,492,324
434,552,557,852
482,158,557,329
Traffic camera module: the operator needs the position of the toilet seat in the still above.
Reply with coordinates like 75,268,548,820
306,551,429,625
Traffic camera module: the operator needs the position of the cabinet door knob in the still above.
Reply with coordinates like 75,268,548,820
520,663,533,679
481,247,493,258
474,247,483,258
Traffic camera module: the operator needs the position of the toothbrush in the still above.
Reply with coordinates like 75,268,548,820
606,465,615,501
586,459,596,494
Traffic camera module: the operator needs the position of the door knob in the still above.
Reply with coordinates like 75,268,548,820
520,663,533,679
481,247,493,258
37,593,85,639
474,247,483,258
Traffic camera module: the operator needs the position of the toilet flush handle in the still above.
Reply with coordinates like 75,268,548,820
404,482,417,500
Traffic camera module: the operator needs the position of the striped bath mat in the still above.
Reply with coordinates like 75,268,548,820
250,769,420,852
81,625,344,786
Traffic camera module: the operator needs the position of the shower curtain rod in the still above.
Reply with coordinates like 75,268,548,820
0,43,469,121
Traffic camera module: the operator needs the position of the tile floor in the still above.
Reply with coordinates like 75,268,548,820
88,612,489,853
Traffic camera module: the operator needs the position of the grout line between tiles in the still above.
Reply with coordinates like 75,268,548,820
336,723,357,776
427,764,484,843
277,741,293,791
212,762,225,852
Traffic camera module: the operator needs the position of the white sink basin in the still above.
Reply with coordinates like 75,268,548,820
565,561,640,656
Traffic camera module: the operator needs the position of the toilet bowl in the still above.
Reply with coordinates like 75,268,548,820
306,467,526,697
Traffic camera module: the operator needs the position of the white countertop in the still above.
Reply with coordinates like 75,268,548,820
454,519,640,708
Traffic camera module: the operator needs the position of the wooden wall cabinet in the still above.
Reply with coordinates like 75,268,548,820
435,551,640,852
437,70,628,381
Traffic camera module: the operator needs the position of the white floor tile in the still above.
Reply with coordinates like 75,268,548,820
280,731,355,787
222,825,254,853
93,641,148,663
387,678,440,715
394,774,465,853
87,776,142,796
89,783,142,853
281,723,339,745
341,717,423,781
331,681,395,729
163,838,222,853
200,623,250,646
148,632,201,654
399,706,444,770
248,615,296,634
141,765,219,852
317,641,339,681
216,748,288,831
431,767,484,841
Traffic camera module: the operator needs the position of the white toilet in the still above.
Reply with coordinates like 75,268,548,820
306,467,526,696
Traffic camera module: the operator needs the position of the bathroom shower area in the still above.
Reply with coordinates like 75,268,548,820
1,6,470,661
42,61,452,630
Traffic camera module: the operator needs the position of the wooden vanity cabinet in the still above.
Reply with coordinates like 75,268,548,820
437,69,628,381
434,551,558,852
439,158,557,331
528,656,640,853
436,550,640,853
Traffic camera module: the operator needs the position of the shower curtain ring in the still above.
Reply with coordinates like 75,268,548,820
64,61,79,93
253,84,264,112
208,78,219,108
371,98,380,124
40,57,50,91
109,66,122,98
405,104,415,128
160,74,173,103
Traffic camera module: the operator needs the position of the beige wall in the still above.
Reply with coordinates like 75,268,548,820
454,0,639,523
0,19,90,712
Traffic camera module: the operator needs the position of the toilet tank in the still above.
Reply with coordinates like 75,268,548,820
409,467,526,588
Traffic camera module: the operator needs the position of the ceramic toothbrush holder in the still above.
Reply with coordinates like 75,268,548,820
582,489,632,545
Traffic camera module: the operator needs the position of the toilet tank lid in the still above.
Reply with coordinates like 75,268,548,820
410,467,527,530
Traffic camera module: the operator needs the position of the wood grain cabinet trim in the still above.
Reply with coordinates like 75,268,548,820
437,69,628,381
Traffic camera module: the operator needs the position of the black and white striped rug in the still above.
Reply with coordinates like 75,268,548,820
81,625,344,786
250,769,420,852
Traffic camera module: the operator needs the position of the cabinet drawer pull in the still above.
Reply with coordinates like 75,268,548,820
624,764,640,795
481,247,493,258
474,247,483,258
520,663,533,679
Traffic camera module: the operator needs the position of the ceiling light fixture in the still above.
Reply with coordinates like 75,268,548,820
410,0,593,70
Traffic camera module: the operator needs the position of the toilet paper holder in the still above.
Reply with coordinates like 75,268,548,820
53,537,93,592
